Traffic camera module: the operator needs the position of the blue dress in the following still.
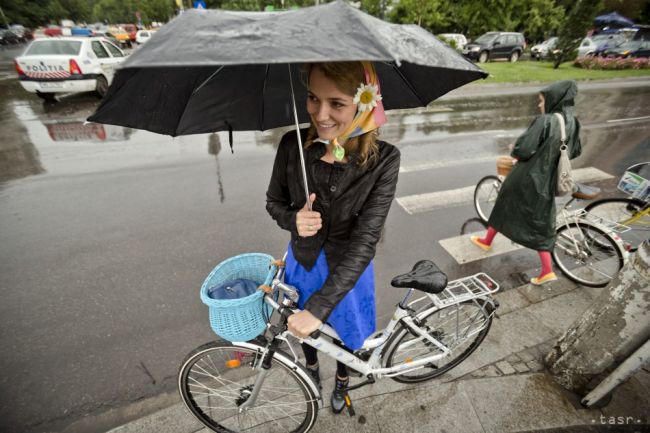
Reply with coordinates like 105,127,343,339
284,244,376,350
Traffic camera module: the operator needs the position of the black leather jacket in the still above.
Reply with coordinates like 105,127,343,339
266,129,400,322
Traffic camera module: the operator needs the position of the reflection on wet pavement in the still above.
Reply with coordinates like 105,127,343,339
1,47,649,186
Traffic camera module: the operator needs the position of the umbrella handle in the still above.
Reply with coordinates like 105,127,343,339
288,65,312,212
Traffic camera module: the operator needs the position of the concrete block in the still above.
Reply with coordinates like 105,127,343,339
496,361,516,375
494,288,531,315
506,353,521,363
322,381,485,433
526,361,544,372
460,373,600,433
525,288,602,335
516,276,580,304
512,363,530,374
444,308,556,380
517,349,536,362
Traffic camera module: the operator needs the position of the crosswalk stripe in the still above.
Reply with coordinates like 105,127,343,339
396,167,614,215
439,233,523,265
400,156,496,173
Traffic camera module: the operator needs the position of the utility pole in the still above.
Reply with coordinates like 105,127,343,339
545,241,650,395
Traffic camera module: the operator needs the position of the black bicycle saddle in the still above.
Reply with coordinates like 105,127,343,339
390,260,448,294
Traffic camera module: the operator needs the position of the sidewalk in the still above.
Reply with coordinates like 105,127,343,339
107,275,650,433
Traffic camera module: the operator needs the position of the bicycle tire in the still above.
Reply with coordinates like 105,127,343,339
178,341,318,433
552,222,625,288
474,176,502,223
382,299,494,383
584,197,649,253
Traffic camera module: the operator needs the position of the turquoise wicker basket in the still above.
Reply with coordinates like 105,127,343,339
200,253,277,342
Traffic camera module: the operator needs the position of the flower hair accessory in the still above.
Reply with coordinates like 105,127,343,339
353,83,382,112
317,62,387,162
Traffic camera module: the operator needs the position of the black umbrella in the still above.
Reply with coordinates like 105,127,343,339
88,1,486,204
88,1,486,136
594,12,634,29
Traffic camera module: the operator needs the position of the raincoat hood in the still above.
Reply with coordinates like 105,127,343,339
541,80,577,114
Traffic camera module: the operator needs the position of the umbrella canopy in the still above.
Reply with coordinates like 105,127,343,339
594,12,634,28
88,0,486,137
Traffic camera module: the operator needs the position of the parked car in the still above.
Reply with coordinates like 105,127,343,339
95,32,121,47
530,37,558,60
14,37,127,101
71,27,93,37
135,29,156,45
0,29,21,45
462,32,526,63
577,34,626,57
122,24,138,42
107,27,132,47
438,33,467,50
44,25,63,37
602,39,650,58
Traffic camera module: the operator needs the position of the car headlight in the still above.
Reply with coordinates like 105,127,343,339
622,50,630,55
470,46,480,52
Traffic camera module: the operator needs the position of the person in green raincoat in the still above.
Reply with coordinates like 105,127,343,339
470,80,582,285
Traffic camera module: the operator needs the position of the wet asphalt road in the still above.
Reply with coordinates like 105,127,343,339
1,43,649,432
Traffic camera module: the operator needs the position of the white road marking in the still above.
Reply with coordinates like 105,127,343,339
439,233,523,265
606,115,650,123
396,167,614,215
400,156,496,173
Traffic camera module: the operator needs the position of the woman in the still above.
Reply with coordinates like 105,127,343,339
470,80,582,285
266,61,400,413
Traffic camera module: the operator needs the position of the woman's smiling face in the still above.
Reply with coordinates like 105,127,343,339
306,67,357,141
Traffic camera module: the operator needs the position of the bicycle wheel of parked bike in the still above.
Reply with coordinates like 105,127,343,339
382,299,494,383
474,176,502,223
552,222,625,288
179,341,319,433
584,197,649,253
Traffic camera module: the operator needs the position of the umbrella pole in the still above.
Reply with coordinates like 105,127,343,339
288,65,312,211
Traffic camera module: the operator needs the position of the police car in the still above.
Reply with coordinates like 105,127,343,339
14,37,126,101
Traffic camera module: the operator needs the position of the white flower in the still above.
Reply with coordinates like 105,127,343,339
353,83,382,112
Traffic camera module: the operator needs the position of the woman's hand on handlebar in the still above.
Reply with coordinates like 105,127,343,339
287,310,322,339
296,193,322,237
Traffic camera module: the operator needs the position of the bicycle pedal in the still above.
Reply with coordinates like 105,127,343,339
344,394,356,417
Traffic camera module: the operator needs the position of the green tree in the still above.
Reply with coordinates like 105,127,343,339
388,0,449,31
552,0,604,68
0,0,51,27
520,0,564,42
47,0,69,22
601,0,646,21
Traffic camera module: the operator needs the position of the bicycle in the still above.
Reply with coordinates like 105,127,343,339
551,184,630,287
583,162,650,253
178,259,499,433
473,156,512,223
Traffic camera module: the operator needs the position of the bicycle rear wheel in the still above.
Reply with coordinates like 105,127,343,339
552,222,625,287
178,341,318,433
382,299,494,383
474,176,502,223
584,197,649,252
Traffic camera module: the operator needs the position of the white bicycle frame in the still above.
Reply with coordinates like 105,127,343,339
245,272,499,401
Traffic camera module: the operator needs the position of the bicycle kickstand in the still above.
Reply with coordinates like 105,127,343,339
344,393,355,416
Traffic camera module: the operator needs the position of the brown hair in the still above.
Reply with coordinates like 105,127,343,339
303,62,380,168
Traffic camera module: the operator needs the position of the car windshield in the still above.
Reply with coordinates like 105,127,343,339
25,40,82,56
475,33,498,44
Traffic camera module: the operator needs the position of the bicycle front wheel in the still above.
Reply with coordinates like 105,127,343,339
584,197,649,252
383,299,494,383
552,222,625,287
474,176,502,223
179,341,318,433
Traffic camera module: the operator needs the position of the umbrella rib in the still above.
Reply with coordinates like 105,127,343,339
259,64,270,130
193,66,225,95
388,62,427,107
